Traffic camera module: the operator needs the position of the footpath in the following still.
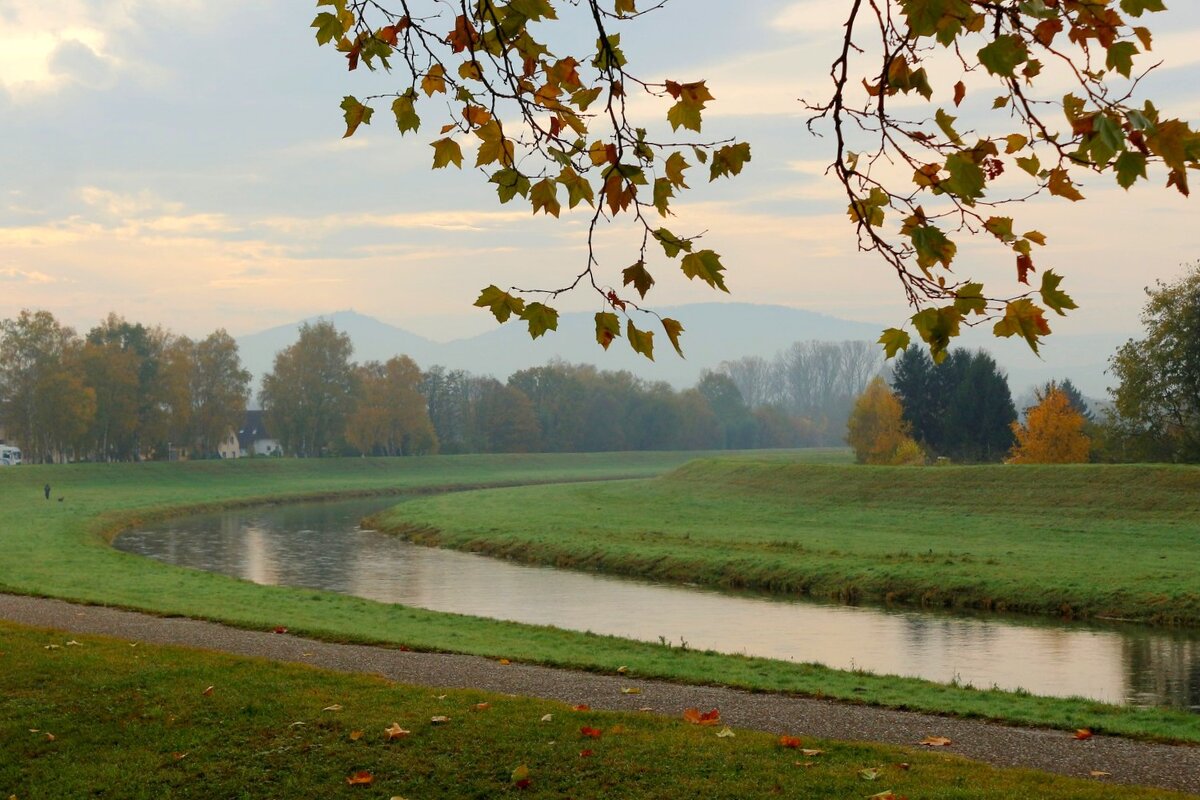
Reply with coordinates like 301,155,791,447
1,593,1196,795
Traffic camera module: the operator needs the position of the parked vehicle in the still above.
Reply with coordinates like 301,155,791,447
0,445,22,466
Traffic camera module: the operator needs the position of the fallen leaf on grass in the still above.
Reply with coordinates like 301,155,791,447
348,730,364,741
43,733,55,742
202,686,214,697
65,640,82,647
801,748,825,757
1090,771,1111,777
794,760,816,768
919,736,952,746
683,707,721,726
540,714,553,723
620,687,641,695
289,721,306,728
894,762,910,770
616,665,629,674
859,768,881,781
472,702,491,712
511,764,531,789
346,771,373,786
272,626,288,634
172,752,188,760
778,735,802,749
1074,729,1094,740
385,723,410,740
435,695,447,700
44,644,60,650
572,704,591,712
579,749,594,758
580,726,603,739
322,704,343,712
430,716,450,725
715,727,735,738
608,725,628,735
868,792,906,799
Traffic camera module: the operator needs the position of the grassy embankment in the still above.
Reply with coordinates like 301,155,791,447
2,623,1189,800
376,458,1200,626
1,452,1198,744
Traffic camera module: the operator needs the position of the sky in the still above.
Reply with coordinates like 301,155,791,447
1,0,1199,346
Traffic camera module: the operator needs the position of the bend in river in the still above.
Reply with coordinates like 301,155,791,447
113,497,1200,711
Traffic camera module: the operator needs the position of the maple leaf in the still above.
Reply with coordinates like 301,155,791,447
595,312,621,350
345,771,374,786
385,722,410,740
511,764,532,790
340,96,373,138
580,726,603,738
919,735,952,746
778,735,803,749
1074,728,1094,740
682,707,721,725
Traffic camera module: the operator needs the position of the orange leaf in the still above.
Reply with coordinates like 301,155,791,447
572,704,591,712
385,722,410,740
345,771,374,786
272,626,288,634
498,659,511,665
349,730,364,741
580,726,603,739
1074,729,1094,740
202,686,214,696
953,81,966,107
579,748,594,758
683,707,721,726
919,735,953,746
778,735,803,749
473,703,492,712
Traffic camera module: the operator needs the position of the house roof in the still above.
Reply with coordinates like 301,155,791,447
236,410,273,450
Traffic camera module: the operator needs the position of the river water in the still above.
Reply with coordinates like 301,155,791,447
113,496,1200,711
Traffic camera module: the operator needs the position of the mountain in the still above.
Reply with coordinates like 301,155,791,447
235,305,1127,401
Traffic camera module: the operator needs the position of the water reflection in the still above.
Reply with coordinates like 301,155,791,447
114,497,1200,711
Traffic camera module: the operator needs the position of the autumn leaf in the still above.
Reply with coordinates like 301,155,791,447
1040,270,1078,315
859,767,881,781
580,726,603,739
572,704,591,712
340,96,373,138
346,771,374,786
616,665,629,675
511,764,532,790
202,686,214,696
540,713,553,722
620,687,642,695
627,319,654,360
715,726,736,738
595,312,621,350
579,748,595,757
349,730,364,741
682,707,721,726
473,702,492,712
1074,728,1094,740
272,626,288,634
430,138,463,169
778,735,803,749
430,716,450,724
498,658,511,665
385,722,410,740
661,317,684,357
919,735,952,746
322,704,343,712
800,748,824,757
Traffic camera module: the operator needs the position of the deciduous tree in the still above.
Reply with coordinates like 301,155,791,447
346,356,438,456
312,0,1197,359
846,376,922,465
1009,387,1091,464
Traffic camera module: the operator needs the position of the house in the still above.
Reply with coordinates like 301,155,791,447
236,410,282,457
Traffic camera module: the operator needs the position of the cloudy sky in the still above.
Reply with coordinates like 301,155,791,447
2,0,1198,345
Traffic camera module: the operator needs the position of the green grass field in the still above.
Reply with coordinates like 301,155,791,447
375,457,1200,625
2,622,1188,800
2,452,1198,744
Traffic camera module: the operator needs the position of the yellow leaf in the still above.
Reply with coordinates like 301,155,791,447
421,64,447,96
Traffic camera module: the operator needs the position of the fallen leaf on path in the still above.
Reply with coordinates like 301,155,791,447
919,736,952,746
580,726,602,739
778,735,802,749
202,686,214,697
511,764,531,789
540,714,553,723
859,768,881,781
637,706,653,712
1074,729,1094,740
715,727,735,738
348,730,364,741
345,771,373,786
616,665,629,674
1090,771,1111,777
272,626,288,634
430,716,450,725
683,707,721,726
385,723,410,740
498,659,511,665
621,687,641,694
322,704,343,712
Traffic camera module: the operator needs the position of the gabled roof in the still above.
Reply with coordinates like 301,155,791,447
236,410,273,450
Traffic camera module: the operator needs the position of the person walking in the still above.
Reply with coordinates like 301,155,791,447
44,483,51,501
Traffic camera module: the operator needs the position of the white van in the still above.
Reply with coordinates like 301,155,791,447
0,445,22,466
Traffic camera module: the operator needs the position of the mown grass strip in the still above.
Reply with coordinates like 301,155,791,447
1,622,1188,800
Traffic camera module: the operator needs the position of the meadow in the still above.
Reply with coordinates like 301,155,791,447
2,622,1190,800
375,457,1200,625
1,452,1198,744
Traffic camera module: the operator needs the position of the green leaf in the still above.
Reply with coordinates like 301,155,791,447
627,319,654,360
954,282,987,316
1040,270,1078,316
520,302,558,338
878,328,911,359
530,178,561,217
1115,151,1148,189
661,317,685,357
935,109,963,146
941,153,986,203
1120,0,1166,18
391,91,420,134
622,261,655,298
653,228,692,258
312,12,346,45
977,35,1028,78
490,168,531,203
908,224,957,271
474,285,525,323
680,250,729,292
431,138,463,169
340,96,373,138
595,312,621,350
709,142,751,181
911,305,962,363
1106,41,1139,78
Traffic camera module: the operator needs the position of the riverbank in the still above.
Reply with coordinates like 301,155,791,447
2,454,1198,744
2,600,1197,797
374,458,1200,626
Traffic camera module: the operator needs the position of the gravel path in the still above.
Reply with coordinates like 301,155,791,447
2,593,1196,796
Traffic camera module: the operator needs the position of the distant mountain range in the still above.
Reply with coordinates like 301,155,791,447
235,303,1128,402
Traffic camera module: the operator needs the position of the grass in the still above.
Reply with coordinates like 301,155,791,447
1,452,1198,745
1,622,1190,800
374,457,1200,626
